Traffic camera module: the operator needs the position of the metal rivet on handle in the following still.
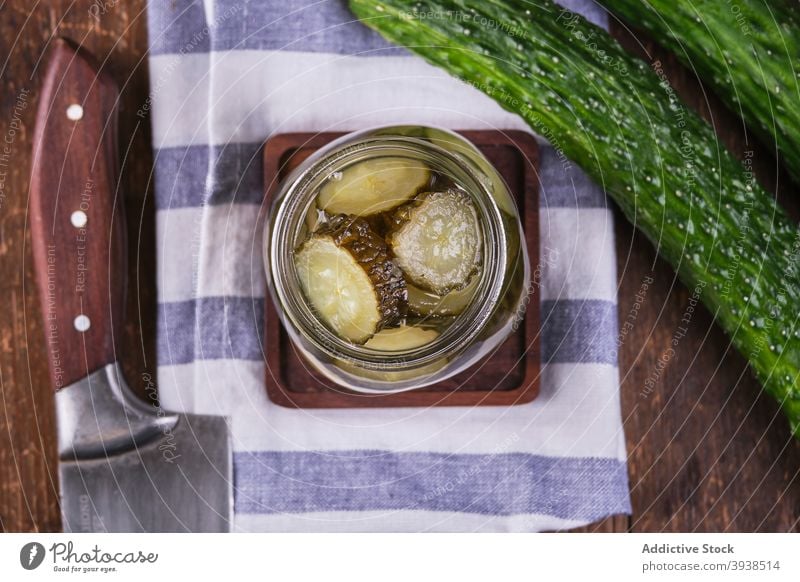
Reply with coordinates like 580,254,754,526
70,210,88,228
73,315,91,332
66,104,84,121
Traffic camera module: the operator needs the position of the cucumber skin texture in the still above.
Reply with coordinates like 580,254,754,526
349,0,800,436
599,0,800,184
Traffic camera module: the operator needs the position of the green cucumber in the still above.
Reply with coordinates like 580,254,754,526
349,0,800,436
599,0,800,184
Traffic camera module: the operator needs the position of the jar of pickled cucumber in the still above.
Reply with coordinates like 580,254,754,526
265,126,529,393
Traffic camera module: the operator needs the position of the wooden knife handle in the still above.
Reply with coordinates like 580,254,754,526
29,38,125,391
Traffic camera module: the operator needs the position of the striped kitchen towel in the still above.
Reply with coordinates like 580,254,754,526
147,0,630,531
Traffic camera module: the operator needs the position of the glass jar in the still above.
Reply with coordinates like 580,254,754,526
265,126,529,393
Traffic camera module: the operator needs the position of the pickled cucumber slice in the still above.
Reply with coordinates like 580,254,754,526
295,216,406,344
364,325,439,351
389,190,482,295
407,273,480,316
317,157,430,216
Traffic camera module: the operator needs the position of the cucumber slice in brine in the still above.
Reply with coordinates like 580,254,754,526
388,189,482,295
364,325,439,351
406,273,480,316
317,157,430,216
294,216,406,344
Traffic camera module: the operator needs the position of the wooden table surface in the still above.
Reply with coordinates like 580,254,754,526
1,0,798,533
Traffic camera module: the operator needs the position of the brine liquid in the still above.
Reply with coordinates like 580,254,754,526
300,161,487,348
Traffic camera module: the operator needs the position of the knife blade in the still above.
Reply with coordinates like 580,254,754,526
29,38,233,532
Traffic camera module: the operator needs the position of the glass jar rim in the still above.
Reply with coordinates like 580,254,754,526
266,130,508,372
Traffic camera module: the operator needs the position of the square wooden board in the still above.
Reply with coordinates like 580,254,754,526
263,130,540,408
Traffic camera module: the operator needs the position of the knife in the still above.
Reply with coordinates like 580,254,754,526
29,38,233,532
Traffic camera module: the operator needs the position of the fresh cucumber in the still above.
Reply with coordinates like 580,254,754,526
349,0,800,436
599,0,800,183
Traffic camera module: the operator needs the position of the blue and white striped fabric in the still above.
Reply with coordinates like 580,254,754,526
147,0,631,531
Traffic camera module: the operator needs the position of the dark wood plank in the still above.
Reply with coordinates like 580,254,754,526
0,0,154,532
570,515,631,533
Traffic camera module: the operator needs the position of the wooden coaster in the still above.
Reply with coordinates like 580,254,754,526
263,130,540,408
